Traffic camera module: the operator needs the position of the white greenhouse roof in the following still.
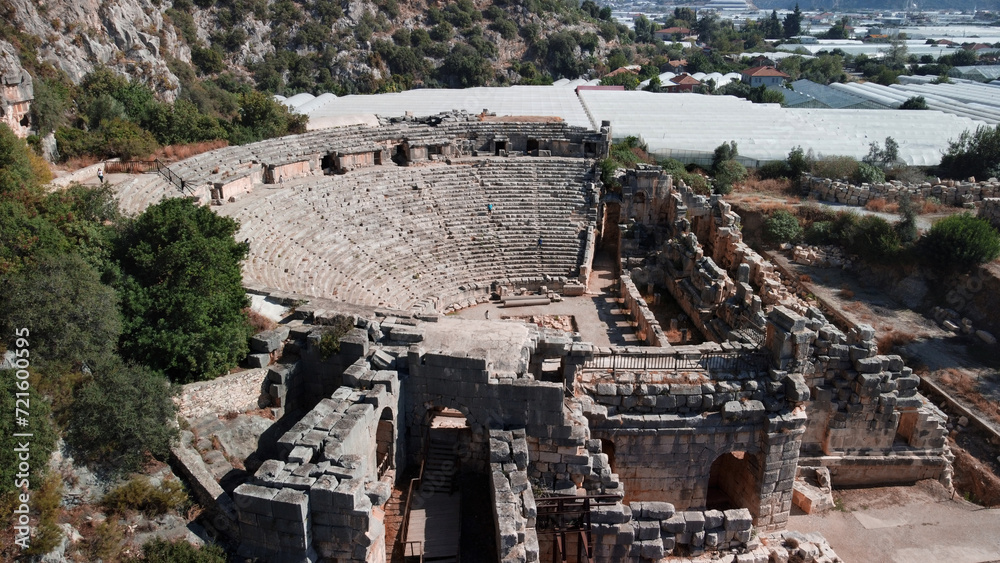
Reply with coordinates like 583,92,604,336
828,81,1000,126
285,85,989,167
577,90,985,166
297,86,593,129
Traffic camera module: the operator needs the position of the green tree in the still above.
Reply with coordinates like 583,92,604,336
100,119,159,160
824,17,851,40
874,67,899,86
881,36,909,70
0,124,43,197
783,3,803,38
0,369,56,495
600,71,640,90
30,76,74,135
848,215,900,262
920,213,1000,271
0,253,121,370
192,46,225,75
895,193,918,244
114,198,252,382
634,15,654,43
940,124,1000,180
714,159,747,194
438,43,492,87
764,209,802,243
233,90,307,144
67,357,178,475
787,145,810,180
764,11,782,38
900,96,928,110
712,140,738,171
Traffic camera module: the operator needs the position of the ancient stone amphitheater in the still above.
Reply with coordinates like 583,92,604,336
116,113,607,313
118,114,952,563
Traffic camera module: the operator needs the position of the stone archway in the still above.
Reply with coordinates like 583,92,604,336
706,451,762,513
376,407,394,480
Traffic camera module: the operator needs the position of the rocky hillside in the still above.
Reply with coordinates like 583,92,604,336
1,0,629,101
1,0,188,95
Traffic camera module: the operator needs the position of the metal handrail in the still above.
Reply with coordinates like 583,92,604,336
153,159,191,195
104,159,161,174
397,432,432,559
581,349,771,375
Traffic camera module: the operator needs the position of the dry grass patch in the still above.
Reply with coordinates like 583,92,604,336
938,368,1000,425
838,284,855,299
738,175,795,197
876,330,916,354
245,308,277,333
153,140,229,162
920,198,946,214
865,198,899,213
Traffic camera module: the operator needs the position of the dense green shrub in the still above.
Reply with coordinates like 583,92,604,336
853,162,886,184
67,358,178,475
714,159,747,195
0,253,121,369
0,370,56,495
812,155,859,181
126,538,227,563
102,477,188,517
318,316,357,360
192,46,225,75
756,160,791,180
29,77,74,135
100,119,159,159
920,213,1000,271
846,215,900,262
939,124,1000,181
803,220,833,245
764,209,802,243
900,96,927,110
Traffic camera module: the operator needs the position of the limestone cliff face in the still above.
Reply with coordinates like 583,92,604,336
2,0,618,104
6,0,188,98
0,39,32,136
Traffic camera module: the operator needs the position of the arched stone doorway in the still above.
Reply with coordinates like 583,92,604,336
376,408,394,480
706,451,762,513
600,438,616,474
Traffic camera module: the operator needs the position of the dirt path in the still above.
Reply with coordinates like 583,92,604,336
788,480,1000,563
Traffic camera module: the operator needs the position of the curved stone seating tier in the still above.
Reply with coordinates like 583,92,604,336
215,157,594,312
154,119,598,191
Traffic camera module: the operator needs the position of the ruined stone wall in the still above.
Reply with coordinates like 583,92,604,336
980,197,1000,230
489,430,540,562
266,159,313,184
618,166,952,492
336,150,376,172
406,346,565,473
544,501,759,561
619,272,669,346
805,174,1000,208
234,379,399,562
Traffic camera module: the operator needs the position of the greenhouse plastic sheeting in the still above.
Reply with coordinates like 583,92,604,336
282,84,990,166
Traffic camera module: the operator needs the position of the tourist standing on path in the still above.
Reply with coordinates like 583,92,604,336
97,168,104,184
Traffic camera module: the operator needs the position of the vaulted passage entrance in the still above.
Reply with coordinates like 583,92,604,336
706,451,762,512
